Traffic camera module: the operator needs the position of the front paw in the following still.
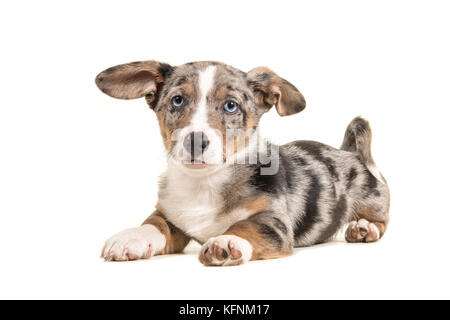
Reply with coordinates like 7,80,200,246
101,225,166,262
198,235,253,266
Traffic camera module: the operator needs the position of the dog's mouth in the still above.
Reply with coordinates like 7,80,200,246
182,159,213,169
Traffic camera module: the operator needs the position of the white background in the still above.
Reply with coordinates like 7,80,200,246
1,0,449,299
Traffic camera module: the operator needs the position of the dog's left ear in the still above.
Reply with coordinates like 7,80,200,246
247,67,306,116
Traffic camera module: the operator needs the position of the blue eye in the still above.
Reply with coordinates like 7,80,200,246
171,95,184,108
224,100,238,114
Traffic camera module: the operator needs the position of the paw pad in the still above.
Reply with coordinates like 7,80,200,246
199,235,251,266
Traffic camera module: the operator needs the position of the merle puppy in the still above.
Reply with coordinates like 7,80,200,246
96,60,390,266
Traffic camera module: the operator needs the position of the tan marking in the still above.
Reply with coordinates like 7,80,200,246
156,107,193,152
224,220,291,261
142,208,191,255
240,196,272,215
179,82,195,97
219,195,271,219
214,85,229,100
245,116,257,131
207,110,223,133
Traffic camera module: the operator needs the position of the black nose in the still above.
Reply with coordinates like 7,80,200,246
183,131,210,159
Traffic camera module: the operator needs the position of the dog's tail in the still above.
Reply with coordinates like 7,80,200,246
340,116,383,182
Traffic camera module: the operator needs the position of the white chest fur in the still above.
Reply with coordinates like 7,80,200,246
158,163,252,243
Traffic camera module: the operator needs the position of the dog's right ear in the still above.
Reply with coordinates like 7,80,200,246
95,60,174,108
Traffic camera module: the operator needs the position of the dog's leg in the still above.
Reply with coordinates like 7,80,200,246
101,211,190,261
198,211,293,266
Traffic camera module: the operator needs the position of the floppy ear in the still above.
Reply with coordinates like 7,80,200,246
95,60,174,108
247,67,306,116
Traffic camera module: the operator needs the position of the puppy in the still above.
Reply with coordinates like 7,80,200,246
96,60,390,266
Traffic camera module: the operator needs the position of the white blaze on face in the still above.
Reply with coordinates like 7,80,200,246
173,65,223,166
191,65,216,130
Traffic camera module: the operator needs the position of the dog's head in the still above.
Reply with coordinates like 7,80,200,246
95,61,305,172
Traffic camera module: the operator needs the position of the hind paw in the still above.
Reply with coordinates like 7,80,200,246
345,219,380,243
